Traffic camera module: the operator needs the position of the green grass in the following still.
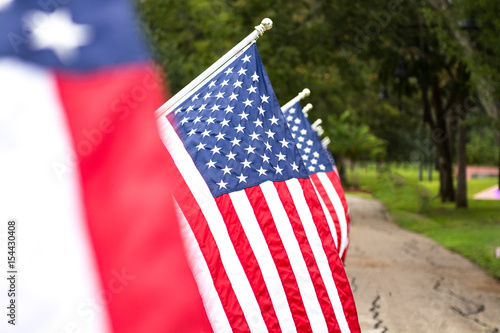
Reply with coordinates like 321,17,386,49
344,191,373,199
347,164,500,280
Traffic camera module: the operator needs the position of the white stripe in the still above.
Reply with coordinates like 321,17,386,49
310,180,338,249
0,59,109,332
157,116,267,332
333,166,351,229
259,181,328,333
229,191,297,333
174,203,232,333
286,179,351,332
317,172,349,257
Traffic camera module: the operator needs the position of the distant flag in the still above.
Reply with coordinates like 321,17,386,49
0,1,211,332
282,101,351,262
158,42,360,332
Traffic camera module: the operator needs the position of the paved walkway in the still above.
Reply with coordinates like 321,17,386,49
344,196,500,333
474,185,500,200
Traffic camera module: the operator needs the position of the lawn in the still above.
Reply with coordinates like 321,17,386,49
346,164,500,280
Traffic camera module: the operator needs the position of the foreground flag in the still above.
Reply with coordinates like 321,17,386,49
0,1,211,332
158,43,360,332
283,102,351,261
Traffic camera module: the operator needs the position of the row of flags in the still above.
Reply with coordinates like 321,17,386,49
1,0,357,332
281,101,351,263
158,43,358,332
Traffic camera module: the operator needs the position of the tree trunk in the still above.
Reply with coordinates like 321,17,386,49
456,117,468,208
434,140,455,202
425,0,500,190
446,111,456,164
429,85,455,202
337,156,347,185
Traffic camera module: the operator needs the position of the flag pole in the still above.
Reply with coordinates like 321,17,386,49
156,18,273,118
302,103,313,116
280,88,310,112
321,137,331,148
311,118,325,136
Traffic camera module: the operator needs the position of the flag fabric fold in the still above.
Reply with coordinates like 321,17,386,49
0,1,211,332
282,102,351,262
159,43,360,332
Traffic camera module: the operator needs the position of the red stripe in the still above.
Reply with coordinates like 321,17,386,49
299,179,361,333
169,163,250,332
215,194,281,332
274,181,340,333
245,185,312,333
310,173,342,250
57,63,212,332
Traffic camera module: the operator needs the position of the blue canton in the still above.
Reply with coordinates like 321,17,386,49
0,0,148,70
282,102,335,174
168,44,309,197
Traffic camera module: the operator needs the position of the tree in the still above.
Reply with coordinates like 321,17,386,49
137,0,243,93
340,0,462,202
323,110,386,181
423,0,500,189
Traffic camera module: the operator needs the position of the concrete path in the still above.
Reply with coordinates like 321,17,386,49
344,196,500,333
473,185,500,200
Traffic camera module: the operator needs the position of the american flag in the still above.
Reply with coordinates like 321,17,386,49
283,102,351,261
158,43,360,332
0,0,211,332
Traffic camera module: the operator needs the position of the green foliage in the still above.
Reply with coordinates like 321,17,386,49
422,0,500,120
137,0,243,93
416,184,433,213
325,110,386,162
467,127,500,166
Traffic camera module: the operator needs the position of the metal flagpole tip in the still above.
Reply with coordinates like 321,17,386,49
298,88,310,100
255,18,273,36
312,119,322,128
321,137,331,148
312,119,324,135
303,103,313,113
